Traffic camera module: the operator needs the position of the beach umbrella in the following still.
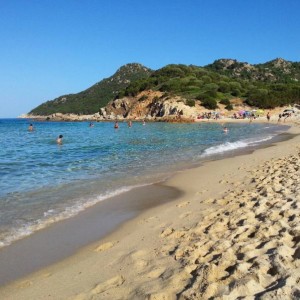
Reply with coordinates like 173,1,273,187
257,109,264,116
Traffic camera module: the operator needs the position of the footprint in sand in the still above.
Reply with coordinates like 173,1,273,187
42,272,52,278
148,292,177,300
146,267,166,279
94,241,118,252
138,216,158,224
134,259,149,269
90,275,125,295
70,294,86,300
17,280,32,288
196,189,208,195
219,179,229,184
131,249,148,259
176,201,190,208
179,211,192,219
160,227,174,237
205,198,217,204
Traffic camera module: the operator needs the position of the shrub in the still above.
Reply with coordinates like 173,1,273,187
201,98,218,110
231,89,241,97
225,104,233,110
219,98,231,105
218,81,230,93
186,99,195,107
202,75,212,83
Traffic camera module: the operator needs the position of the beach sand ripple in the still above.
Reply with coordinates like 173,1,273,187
172,150,300,299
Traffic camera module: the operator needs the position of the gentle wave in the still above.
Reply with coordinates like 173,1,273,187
0,185,145,248
202,135,273,156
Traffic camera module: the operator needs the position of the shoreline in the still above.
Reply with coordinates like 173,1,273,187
0,122,292,262
0,184,182,286
1,122,300,299
0,119,288,251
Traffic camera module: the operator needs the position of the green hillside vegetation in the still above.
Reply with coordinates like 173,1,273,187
30,63,152,115
29,58,300,115
205,58,300,83
116,62,300,109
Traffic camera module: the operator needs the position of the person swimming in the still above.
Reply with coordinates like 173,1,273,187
223,126,228,133
56,134,63,144
114,121,119,129
28,124,34,131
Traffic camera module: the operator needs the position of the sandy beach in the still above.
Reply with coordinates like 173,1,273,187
0,118,300,299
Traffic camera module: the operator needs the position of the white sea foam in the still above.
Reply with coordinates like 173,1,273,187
202,141,248,156
0,185,146,249
201,135,273,157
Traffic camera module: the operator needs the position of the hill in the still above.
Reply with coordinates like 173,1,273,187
205,58,300,82
29,63,152,115
28,58,300,117
113,59,300,111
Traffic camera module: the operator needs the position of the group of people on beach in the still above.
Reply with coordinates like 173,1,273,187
197,112,220,120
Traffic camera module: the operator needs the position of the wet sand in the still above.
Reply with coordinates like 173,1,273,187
0,184,181,286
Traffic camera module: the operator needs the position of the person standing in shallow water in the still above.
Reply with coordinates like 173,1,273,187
267,112,271,122
28,124,34,131
56,135,63,144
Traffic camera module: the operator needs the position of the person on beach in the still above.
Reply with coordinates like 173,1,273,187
267,112,271,122
56,134,63,144
284,112,292,122
278,114,282,122
249,113,254,123
114,121,119,129
28,124,34,131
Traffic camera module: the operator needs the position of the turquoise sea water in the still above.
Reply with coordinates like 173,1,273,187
0,118,287,247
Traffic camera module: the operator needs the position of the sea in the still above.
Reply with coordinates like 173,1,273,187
0,118,288,248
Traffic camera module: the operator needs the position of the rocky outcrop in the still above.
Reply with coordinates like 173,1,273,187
21,112,104,122
100,91,199,121
22,90,246,122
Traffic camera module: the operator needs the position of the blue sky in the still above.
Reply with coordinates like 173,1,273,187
1,0,299,117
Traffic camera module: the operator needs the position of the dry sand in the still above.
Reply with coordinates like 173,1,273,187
0,119,300,299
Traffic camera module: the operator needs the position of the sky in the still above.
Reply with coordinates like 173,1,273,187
0,0,299,117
